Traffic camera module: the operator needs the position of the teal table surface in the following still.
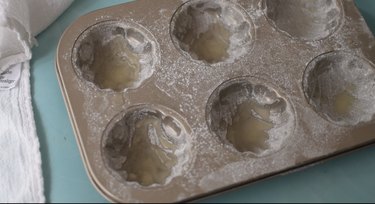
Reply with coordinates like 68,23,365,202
31,0,375,202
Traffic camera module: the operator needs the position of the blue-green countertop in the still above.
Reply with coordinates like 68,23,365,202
31,0,375,202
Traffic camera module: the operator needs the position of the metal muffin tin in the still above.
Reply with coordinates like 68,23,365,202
56,0,375,202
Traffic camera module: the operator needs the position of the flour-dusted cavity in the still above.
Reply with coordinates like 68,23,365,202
264,0,343,41
170,0,254,64
206,77,295,156
303,51,375,126
102,105,192,187
73,21,159,92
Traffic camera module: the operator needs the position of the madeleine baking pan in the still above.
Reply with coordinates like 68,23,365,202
56,0,375,202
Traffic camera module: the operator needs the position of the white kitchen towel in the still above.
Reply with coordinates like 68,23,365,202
0,0,73,202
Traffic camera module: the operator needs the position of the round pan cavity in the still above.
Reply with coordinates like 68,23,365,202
170,0,254,65
206,77,295,157
72,21,159,92
101,104,191,187
303,51,375,126
263,0,343,41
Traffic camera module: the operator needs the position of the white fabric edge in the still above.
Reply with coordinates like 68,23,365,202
19,62,45,203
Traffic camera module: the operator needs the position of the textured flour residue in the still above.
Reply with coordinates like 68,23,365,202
334,13,375,59
296,104,345,158
74,75,120,141
198,149,294,192
198,161,253,191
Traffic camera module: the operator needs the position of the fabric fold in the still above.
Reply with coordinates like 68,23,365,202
0,63,43,203
0,0,73,202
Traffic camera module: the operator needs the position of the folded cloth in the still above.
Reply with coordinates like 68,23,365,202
0,0,73,202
